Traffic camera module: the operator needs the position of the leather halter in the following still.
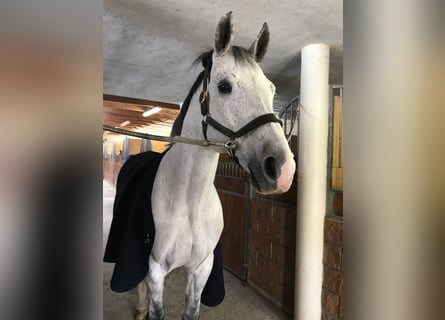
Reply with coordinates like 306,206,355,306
199,62,282,162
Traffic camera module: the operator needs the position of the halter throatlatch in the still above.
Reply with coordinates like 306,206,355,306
199,62,282,162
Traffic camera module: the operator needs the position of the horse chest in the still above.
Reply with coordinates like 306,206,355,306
150,145,223,271
152,195,223,270
153,215,222,271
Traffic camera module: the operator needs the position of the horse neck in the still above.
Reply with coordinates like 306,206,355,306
180,90,206,141
179,92,219,167
164,95,220,210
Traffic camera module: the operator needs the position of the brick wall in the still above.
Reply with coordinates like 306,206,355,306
322,213,344,320
247,187,297,314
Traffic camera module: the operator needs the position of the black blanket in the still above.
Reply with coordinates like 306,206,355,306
103,151,225,307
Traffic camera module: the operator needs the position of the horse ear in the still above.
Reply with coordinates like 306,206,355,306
215,12,234,55
249,22,269,62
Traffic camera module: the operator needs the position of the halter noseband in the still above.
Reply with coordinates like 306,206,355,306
199,61,282,162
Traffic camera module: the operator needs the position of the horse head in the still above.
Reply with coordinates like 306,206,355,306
204,12,295,194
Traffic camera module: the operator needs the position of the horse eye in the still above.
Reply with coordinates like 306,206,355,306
217,81,232,94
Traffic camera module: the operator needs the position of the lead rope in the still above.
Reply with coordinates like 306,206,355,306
102,125,236,150
104,61,282,163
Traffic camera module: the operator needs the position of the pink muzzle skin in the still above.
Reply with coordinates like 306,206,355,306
276,157,296,193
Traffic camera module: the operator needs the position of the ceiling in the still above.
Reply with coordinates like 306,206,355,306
103,94,180,138
103,0,343,137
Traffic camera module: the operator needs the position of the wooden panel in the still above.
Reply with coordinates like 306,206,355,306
333,192,343,217
218,191,246,279
214,176,245,194
254,184,298,206
332,168,343,192
332,96,341,168
129,138,142,154
151,140,170,153
332,95,343,191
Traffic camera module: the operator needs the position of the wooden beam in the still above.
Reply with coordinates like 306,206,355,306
103,93,180,110
103,114,174,125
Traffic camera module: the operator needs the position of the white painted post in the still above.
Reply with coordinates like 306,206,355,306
111,141,117,161
140,139,152,153
122,137,130,160
294,43,330,320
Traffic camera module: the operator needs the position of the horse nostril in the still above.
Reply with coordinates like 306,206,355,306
263,156,278,180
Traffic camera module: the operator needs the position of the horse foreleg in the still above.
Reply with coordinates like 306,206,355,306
183,254,214,320
134,280,149,320
147,257,166,320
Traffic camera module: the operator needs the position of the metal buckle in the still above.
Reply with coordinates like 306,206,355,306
199,91,207,104
224,140,236,149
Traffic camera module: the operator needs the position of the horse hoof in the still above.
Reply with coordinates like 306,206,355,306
134,308,148,320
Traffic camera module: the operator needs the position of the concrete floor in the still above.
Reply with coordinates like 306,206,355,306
103,180,290,320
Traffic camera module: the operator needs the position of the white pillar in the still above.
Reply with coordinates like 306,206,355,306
295,43,330,320
122,137,130,160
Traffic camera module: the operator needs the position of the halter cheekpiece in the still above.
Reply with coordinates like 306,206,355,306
199,59,282,162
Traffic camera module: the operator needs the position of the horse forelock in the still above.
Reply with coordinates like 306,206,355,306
195,46,255,69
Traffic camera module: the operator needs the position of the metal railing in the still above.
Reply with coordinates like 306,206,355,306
277,95,300,144
216,161,247,179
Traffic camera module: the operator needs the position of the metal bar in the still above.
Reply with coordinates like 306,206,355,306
103,125,174,142
242,178,252,282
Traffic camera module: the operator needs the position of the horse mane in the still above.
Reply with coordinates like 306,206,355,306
170,46,255,137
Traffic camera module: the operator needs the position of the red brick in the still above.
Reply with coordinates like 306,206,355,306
322,289,340,316
323,243,343,270
323,265,343,294
339,295,344,318
322,310,339,320
324,218,343,245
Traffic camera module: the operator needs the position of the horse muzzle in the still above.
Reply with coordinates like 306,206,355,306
248,155,295,194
